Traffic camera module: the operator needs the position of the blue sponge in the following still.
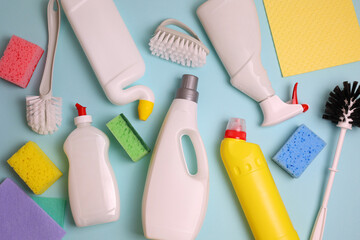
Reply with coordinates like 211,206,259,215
273,125,326,178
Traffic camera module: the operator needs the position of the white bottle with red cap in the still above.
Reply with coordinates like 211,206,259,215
64,103,120,227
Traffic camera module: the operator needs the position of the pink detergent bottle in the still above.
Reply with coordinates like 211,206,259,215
64,104,120,227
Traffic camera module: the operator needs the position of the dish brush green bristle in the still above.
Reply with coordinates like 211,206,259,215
107,114,151,162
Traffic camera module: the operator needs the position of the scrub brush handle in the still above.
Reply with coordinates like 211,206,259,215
158,19,201,41
39,0,60,97
310,127,347,240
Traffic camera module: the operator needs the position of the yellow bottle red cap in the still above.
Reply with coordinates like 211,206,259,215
224,118,246,140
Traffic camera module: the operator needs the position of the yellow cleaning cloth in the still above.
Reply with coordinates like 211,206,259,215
263,0,360,77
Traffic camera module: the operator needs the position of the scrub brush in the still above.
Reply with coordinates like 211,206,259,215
311,81,360,240
26,0,62,135
149,19,209,67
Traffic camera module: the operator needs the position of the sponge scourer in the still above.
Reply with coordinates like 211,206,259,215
273,125,326,178
0,178,66,240
0,35,44,88
107,113,151,162
7,141,62,194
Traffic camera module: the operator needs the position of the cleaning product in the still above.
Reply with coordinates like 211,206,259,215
7,141,63,195
0,178,66,240
220,118,299,240
197,0,308,126
311,81,360,240
0,35,44,88
26,0,62,135
62,0,154,121
149,19,209,67
142,74,209,240
107,113,151,162
64,103,120,227
273,124,326,178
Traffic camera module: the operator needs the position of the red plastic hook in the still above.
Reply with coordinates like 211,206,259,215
291,83,299,104
291,83,309,112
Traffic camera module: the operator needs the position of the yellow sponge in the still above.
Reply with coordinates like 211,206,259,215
7,141,62,195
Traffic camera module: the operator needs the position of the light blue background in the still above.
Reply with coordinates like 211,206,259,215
0,0,360,239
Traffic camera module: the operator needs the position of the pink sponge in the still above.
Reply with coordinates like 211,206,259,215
0,35,44,88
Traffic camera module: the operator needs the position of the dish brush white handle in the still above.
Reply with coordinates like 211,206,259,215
39,0,60,97
157,19,203,45
311,127,347,240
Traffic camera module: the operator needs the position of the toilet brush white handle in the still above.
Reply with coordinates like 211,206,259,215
39,0,60,97
311,127,347,240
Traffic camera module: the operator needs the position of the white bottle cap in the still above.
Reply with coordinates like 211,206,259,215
225,118,247,140
226,118,246,132
75,115,92,125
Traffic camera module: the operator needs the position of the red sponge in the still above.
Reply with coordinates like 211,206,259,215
0,35,44,88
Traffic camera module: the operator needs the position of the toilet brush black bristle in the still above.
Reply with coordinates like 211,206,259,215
323,81,360,127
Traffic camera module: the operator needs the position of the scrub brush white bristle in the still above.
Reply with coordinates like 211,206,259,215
26,0,62,135
26,96,62,134
149,19,209,67
311,81,360,240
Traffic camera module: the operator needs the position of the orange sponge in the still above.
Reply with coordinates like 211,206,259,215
7,141,62,195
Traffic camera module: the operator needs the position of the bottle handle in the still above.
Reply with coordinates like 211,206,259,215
185,129,209,180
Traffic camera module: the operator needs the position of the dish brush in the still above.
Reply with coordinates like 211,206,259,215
149,19,209,67
311,81,360,240
26,0,62,135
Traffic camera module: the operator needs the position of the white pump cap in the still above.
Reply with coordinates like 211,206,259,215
260,95,304,126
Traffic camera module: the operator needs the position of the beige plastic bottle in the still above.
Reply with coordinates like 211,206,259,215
61,0,154,120
64,104,120,227
142,75,209,240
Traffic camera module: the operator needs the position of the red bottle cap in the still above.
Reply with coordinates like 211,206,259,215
75,103,87,116
224,118,246,141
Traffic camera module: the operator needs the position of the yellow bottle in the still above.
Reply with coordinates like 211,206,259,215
220,118,299,240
